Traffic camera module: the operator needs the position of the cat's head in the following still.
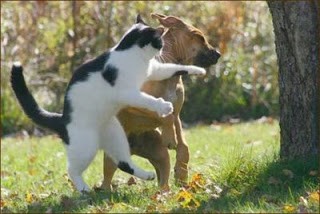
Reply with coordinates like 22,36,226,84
115,14,164,57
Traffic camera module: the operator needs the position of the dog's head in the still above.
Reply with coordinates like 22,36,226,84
151,13,220,68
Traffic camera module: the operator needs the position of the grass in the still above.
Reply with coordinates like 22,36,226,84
1,120,319,213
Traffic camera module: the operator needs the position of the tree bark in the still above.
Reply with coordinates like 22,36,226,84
268,1,319,159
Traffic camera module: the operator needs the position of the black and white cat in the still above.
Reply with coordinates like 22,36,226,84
11,15,206,192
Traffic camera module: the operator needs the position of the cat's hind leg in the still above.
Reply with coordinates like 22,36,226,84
66,127,99,192
101,117,155,180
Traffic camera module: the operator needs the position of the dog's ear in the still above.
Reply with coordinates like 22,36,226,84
155,26,165,37
151,13,184,28
136,14,146,24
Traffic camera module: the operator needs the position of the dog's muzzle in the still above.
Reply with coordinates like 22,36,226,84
194,49,221,68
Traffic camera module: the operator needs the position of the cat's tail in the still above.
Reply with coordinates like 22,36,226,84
11,62,65,135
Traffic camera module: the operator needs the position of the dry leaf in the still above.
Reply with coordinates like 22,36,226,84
309,170,317,176
176,189,200,208
26,192,34,203
268,176,281,185
0,199,6,208
1,188,10,197
282,169,294,179
45,207,53,214
308,191,319,203
61,195,75,209
283,204,296,213
28,155,37,163
127,177,137,186
1,171,11,178
28,168,36,176
150,191,168,203
189,173,206,191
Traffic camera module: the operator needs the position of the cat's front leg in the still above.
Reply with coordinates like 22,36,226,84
147,58,206,81
119,91,173,117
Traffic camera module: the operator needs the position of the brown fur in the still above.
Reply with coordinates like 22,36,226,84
101,13,220,190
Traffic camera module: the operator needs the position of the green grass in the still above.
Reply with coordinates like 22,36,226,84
1,121,319,213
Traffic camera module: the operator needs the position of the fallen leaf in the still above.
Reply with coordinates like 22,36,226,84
210,193,220,199
45,207,53,214
1,188,10,197
28,168,36,176
150,190,171,203
210,124,222,131
61,195,75,209
213,184,223,194
282,169,294,179
1,171,11,178
26,192,34,203
308,191,319,203
309,170,317,176
127,177,137,186
39,193,50,199
176,189,200,208
28,155,37,163
245,140,263,146
0,199,6,208
268,176,281,185
261,194,276,203
189,173,206,191
283,204,296,213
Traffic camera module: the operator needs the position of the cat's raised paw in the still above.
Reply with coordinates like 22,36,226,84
156,98,173,117
188,66,206,75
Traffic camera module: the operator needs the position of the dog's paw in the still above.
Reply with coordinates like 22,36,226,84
188,66,206,75
156,98,173,117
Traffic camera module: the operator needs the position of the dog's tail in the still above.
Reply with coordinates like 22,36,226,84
11,62,65,136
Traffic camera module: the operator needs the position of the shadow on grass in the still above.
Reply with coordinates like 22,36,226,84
2,188,139,213
173,155,319,213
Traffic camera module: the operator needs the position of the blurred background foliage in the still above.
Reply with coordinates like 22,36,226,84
1,1,278,136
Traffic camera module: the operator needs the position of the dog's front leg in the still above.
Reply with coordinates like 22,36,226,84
173,116,189,185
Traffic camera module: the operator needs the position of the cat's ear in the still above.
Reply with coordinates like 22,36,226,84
136,14,146,25
151,13,184,28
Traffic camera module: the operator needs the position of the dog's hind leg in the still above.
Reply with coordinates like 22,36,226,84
101,154,117,191
129,130,171,190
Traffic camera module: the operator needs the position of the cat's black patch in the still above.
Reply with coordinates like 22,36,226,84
61,51,110,145
102,65,118,86
115,25,162,51
68,51,110,85
118,161,134,175
172,70,188,77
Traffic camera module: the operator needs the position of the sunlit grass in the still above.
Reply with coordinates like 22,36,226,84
1,121,319,213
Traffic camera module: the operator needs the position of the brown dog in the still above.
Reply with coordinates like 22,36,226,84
101,13,220,190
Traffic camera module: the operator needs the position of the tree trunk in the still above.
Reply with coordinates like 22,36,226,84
267,1,319,159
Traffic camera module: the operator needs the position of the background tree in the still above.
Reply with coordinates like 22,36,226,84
267,1,319,159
